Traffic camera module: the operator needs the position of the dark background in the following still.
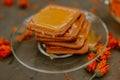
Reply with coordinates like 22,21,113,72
0,0,120,80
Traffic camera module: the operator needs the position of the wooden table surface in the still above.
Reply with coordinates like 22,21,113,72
0,0,120,80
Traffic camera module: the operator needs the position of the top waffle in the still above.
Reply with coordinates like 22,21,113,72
27,5,81,36
36,13,85,42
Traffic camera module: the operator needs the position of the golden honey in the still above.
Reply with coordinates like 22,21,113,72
33,6,74,30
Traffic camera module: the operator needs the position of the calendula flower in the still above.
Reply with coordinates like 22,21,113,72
99,48,111,60
0,38,11,58
18,0,29,9
3,0,14,7
99,64,109,76
96,60,106,69
17,30,33,42
108,37,118,49
95,44,104,49
88,52,96,60
95,44,104,55
87,53,97,72
108,32,118,49
95,60,109,77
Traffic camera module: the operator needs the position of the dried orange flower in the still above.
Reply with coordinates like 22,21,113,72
99,48,111,60
108,37,118,49
18,0,29,9
87,53,97,72
3,0,14,7
108,32,118,49
96,60,107,69
0,37,11,58
17,30,33,42
95,60,109,77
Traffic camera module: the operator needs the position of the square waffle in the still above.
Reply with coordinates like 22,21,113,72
36,13,85,42
27,5,81,36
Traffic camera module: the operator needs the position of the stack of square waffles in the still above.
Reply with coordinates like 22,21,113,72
27,5,91,54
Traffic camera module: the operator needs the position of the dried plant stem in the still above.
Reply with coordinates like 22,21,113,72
64,73,72,80
88,73,97,80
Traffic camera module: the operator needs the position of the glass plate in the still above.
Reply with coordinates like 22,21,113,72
11,10,108,73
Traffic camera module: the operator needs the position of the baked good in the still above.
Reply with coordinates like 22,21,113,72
27,4,92,55
27,4,81,36
42,21,91,49
35,13,85,42
46,40,89,54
